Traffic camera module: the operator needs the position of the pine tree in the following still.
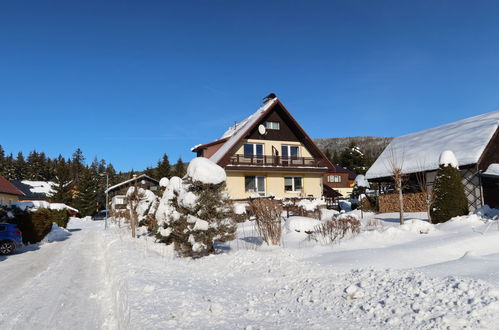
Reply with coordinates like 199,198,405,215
157,159,236,257
14,152,28,180
0,145,5,177
172,157,186,178
52,156,73,205
74,168,98,216
71,148,86,184
156,153,171,179
3,153,16,179
430,164,468,223
338,142,367,174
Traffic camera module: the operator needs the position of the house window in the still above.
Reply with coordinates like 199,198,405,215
327,175,342,183
243,143,264,157
281,145,299,158
245,176,266,195
264,121,280,130
284,176,303,192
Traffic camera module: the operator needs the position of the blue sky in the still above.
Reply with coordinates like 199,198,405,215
1,1,499,172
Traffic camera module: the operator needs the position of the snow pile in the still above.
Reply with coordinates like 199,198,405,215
286,216,321,233
354,174,370,188
233,202,248,215
296,198,325,211
21,180,56,196
186,157,226,185
400,219,436,234
126,187,158,224
474,205,499,219
159,177,169,187
13,201,50,211
42,223,71,243
483,163,499,177
12,201,78,213
439,150,459,168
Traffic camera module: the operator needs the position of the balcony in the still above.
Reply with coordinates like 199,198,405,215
229,154,323,167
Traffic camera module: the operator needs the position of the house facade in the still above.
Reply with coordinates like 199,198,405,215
366,110,499,211
323,165,356,197
105,174,159,210
192,96,335,199
0,176,24,206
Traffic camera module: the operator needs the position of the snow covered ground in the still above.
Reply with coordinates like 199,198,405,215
2,211,499,329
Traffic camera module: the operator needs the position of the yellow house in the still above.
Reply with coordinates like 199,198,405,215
0,176,24,206
192,95,335,199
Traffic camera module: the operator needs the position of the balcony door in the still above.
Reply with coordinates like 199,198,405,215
244,143,264,164
281,145,299,165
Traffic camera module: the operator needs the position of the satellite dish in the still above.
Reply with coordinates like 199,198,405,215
258,124,267,135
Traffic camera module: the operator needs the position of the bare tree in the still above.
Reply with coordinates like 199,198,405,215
386,147,407,225
415,164,435,224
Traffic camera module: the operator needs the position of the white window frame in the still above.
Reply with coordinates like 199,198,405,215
264,121,280,130
243,143,264,157
281,145,300,158
327,175,341,183
284,176,303,192
245,176,266,195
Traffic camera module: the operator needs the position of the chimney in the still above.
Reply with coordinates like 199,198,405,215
263,93,277,104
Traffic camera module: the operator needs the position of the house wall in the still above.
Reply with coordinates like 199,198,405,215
232,139,313,157
478,127,499,171
225,170,323,199
0,193,20,206
199,141,226,158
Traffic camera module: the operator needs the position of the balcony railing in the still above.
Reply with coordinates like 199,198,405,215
229,154,322,167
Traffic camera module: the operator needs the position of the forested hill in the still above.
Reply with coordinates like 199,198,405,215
314,136,393,165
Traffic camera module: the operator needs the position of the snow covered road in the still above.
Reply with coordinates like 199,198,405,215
2,216,499,329
0,219,115,330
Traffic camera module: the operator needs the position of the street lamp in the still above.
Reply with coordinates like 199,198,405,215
100,172,109,230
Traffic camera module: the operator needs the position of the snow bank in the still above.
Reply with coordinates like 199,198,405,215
42,223,71,243
286,216,321,233
354,174,370,188
474,205,499,219
296,198,325,211
186,157,226,184
439,150,459,168
233,202,248,215
12,201,78,213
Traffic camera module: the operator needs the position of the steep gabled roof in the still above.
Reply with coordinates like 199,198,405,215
196,97,336,170
366,110,499,180
105,174,159,194
0,176,24,197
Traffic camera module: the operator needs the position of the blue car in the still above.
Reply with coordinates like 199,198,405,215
0,223,23,255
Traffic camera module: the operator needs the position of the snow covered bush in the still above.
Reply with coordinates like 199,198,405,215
126,186,159,237
430,152,468,224
310,216,360,244
155,158,236,257
249,198,283,245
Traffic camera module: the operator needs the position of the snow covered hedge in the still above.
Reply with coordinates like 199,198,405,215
0,206,70,244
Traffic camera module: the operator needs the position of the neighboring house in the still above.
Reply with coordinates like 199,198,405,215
105,174,159,210
10,180,54,202
366,110,499,210
0,176,24,206
191,95,336,199
323,165,356,197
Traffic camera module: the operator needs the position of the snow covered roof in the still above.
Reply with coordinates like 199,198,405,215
366,110,499,179
209,98,278,164
483,164,499,177
105,174,159,193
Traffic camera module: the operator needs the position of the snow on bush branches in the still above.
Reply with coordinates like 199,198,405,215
155,157,236,257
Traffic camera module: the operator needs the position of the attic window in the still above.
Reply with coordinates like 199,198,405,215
264,121,280,130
